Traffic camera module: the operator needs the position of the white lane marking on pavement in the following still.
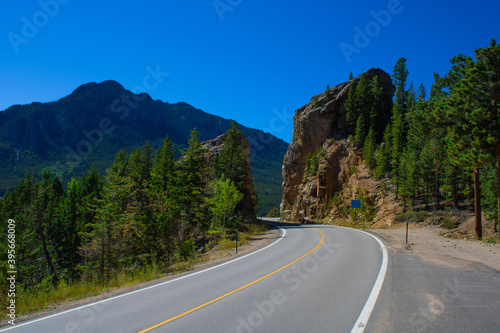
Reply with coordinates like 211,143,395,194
350,229,388,333
0,224,286,332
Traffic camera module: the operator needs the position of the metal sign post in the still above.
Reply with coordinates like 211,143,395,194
235,232,238,254
351,200,363,229
406,222,409,244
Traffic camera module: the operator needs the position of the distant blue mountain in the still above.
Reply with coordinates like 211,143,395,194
0,80,287,213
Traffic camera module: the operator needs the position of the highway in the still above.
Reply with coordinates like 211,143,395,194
1,221,388,333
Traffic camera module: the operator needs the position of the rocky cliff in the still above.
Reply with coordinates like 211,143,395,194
203,132,257,223
282,138,404,226
281,68,396,222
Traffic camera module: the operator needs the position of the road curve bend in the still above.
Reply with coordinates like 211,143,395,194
1,222,387,333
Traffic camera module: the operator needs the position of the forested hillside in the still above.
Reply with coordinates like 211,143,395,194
0,81,288,214
280,40,499,240
344,40,499,238
0,123,256,296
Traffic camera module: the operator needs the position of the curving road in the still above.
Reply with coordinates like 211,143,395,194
1,221,388,333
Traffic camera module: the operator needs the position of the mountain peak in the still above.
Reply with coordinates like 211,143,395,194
70,80,126,97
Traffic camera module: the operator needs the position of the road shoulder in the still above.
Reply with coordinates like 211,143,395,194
371,225,500,272
1,226,281,327
368,225,500,333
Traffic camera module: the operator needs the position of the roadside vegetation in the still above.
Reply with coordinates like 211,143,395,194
10,222,268,316
0,122,267,316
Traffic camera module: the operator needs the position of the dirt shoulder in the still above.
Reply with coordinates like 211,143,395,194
371,224,500,272
2,226,281,326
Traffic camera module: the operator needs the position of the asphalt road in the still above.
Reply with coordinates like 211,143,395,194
1,221,388,333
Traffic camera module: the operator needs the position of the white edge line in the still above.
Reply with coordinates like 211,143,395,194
349,228,388,333
0,224,286,332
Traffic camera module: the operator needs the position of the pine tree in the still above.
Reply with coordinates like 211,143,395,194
389,58,409,197
152,135,176,193
10,174,50,286
151,135,178,262
363,126,376,170
81,166,104,255
369,76,384,141
390,57,409,158
129,141,154,186
127,141,158,258
346,73,375,144
52,177,84,278
374,123,392,178
214,122,246,189
345,84,358,126
80,162,133,278
176,128,209,230
403,83,430,206
438,41,500,238
354,112,367,146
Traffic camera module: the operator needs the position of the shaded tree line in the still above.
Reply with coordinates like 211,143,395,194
347,40,499,239
0,123,251,288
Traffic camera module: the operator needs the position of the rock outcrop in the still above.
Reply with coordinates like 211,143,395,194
284,139,361,221
281,68,395,221
203,132,257,223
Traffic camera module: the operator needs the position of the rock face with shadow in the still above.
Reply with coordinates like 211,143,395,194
281,68,395,222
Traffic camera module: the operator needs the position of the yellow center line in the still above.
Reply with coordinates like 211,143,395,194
138,227,325,333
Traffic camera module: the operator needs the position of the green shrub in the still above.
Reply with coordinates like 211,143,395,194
313,96,319,107
395,210,427,223
439,218,459,229
380,180,387,195
266,207,280,217
483,237,499,244
179,239,195,260
348,166,359,177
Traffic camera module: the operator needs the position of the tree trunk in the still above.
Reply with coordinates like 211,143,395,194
34,202,57,286
425,175,429,210
434,168,441,211
452,167,459,209
470,173,475,202
474,169,482,240
497,151,500,235
412,187,415,208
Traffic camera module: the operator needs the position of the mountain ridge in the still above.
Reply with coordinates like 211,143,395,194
0,80,287,213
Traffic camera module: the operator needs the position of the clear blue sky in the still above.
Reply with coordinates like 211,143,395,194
1,0,499,143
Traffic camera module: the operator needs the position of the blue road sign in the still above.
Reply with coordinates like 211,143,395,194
351,200,361,209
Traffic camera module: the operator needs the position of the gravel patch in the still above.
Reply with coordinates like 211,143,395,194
371,224,500,272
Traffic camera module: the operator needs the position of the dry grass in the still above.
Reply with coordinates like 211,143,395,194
4,222,270,317
13,264,162,315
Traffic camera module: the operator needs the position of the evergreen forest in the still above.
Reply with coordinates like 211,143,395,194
345,39,499,239
0,123,257,307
